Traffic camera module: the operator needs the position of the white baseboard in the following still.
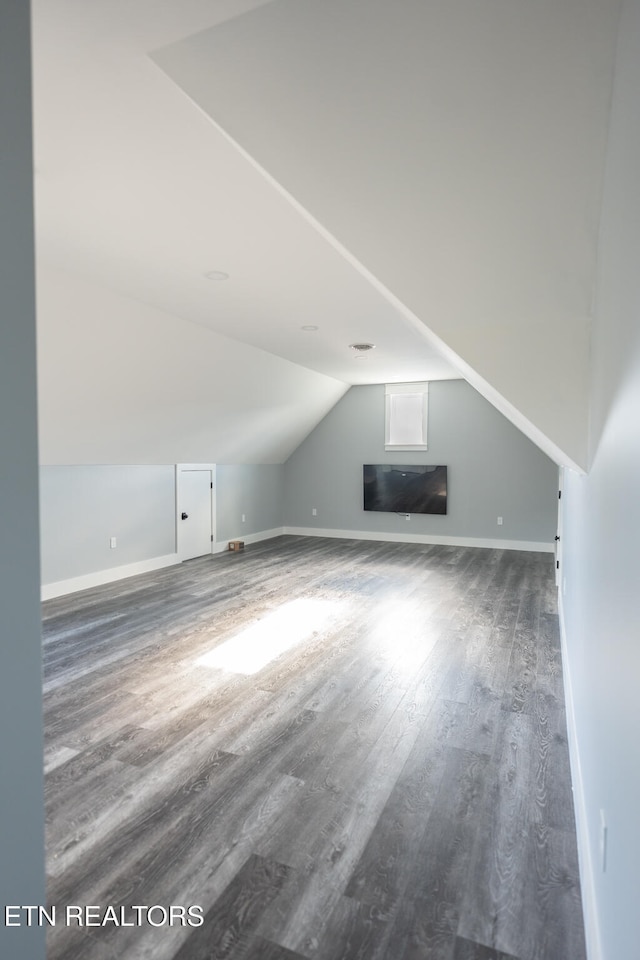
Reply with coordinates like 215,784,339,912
41,529,553,600
282,526,554,553
558,591,601,960
213,527,286,554
41,554,180,600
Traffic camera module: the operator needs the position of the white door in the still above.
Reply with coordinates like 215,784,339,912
179,469,213,561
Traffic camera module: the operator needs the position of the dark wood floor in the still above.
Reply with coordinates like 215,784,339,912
42,536,585,960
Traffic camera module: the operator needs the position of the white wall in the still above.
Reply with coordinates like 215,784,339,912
216,464,284,542
560,2,640,957
39,380,560,598
39,463,286,594
0,1,46,956
284,381,558,548
40,465,177,586
36,264,348,465
154,0,622,470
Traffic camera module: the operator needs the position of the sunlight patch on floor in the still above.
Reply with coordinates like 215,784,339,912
194,598,343,675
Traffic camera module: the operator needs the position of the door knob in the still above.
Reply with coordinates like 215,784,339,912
181,512,189,520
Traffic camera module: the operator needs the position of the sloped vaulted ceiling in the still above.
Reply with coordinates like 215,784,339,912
153,0,622,471
32,0,464,466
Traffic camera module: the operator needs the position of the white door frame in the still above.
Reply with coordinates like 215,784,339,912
176,463,216,560
555,466,563,588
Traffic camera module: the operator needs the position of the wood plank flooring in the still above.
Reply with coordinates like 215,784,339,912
42,536,585,960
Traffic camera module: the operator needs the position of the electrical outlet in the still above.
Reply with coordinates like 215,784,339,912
110,537,117,549
406,513,411,521
241,514,246,523
600,809,608,872
312,507,317,516
497,516,503,525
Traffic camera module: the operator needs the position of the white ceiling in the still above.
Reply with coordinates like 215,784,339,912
32,0,622,472
31,0,461,388
147,0,620,472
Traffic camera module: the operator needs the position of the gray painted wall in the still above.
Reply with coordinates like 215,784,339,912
40,466,177,585
561,2,640,956
283,380,558,545
39,463,285,586
0,1,46,956
216,464,284,542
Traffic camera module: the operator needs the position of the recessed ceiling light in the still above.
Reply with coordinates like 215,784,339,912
301,325,319,331
349,342,376,352
204,270,229,281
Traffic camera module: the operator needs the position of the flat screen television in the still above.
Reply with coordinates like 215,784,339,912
363,464,447,515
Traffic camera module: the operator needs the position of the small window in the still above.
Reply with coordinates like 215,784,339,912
385,382,429,451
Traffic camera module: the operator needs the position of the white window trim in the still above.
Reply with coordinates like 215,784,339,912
385,382,429,451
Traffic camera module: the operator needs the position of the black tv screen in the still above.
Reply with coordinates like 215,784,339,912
363,464,447,515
